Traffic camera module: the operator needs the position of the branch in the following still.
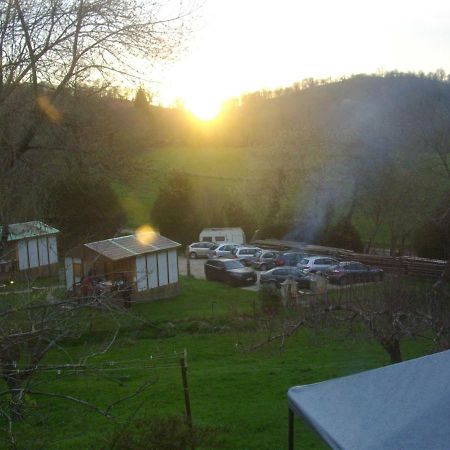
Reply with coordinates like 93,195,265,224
243,319,305,352
23,389,114,418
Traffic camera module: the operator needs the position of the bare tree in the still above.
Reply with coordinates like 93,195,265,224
0,289,164,449
246,278,431,364
0,0,196,219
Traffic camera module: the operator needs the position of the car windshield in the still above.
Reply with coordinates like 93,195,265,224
224,260,245,270
210,245,218,250
299,258,309,264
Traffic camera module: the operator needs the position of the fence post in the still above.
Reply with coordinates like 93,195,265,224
185,248,192,278
180,349,193,436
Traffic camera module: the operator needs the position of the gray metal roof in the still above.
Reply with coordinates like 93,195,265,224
0,221,59,241
84,233,181,261
288,349,450,450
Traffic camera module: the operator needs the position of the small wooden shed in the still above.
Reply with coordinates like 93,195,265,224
64,233,181,301
0,221,59,279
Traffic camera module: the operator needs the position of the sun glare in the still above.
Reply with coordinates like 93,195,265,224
135,225,157,245
185,96,222,121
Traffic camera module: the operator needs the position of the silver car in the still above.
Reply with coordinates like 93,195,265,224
188,242,216,259
230,246,262,266
207,243,240,258
297,255,339,273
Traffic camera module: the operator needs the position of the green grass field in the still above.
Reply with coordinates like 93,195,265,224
3,277,431,449
115,146,261,228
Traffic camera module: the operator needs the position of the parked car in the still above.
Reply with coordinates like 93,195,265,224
187,242,216,259
274,252,305,267
260,267,311,289
230,246,262,266
204,259,257,286
207,243,240,258
297,256,339,273
324,261,384,285
252,250,280,271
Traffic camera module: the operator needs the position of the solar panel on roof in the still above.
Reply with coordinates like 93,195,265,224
84,234,180,260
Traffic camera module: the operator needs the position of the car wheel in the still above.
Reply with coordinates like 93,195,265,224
189,252,197,259
339,276,349,286
260,264,267,271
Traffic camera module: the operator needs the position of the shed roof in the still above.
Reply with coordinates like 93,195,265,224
84,233,180,261
0,221,59,242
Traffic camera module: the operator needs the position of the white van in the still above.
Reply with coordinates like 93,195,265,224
199,228,246,245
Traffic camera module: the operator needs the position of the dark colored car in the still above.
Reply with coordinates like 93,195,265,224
204,258,257,286
325,261,384,285
274,252,305,267
259,267,311,289
252,250,280,271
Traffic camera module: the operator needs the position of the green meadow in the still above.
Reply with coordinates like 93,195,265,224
6,277,430,449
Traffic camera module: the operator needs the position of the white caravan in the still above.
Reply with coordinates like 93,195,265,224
199,228,246,245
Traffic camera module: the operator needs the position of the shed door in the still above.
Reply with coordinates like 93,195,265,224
28,239,39,268
135,256,148,292
157,252,168,286
38,237,49,266
18,240,29,270
168,250,178,284
48,236,58,264
146,254,158,288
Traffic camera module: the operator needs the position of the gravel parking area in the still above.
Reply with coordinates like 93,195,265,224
178,256,381,293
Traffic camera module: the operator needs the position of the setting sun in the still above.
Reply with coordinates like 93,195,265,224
184,95,223,121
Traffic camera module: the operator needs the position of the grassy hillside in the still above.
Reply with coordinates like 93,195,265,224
6,277,431,449
116,146,261,228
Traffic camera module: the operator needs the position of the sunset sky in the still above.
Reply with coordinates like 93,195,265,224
156,0,450,119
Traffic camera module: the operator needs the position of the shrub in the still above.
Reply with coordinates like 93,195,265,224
319,219,363,252
259,284,282,316
109,415,219,450
413,218,450,260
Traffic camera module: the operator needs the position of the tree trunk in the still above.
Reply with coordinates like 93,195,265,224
380,338,403,364
389,235,398,257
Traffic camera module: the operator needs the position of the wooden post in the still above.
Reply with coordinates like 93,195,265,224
186,249,192,278
288,408,294,450
180,349,193,431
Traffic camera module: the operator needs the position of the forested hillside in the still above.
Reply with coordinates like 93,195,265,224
2,73,449,257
